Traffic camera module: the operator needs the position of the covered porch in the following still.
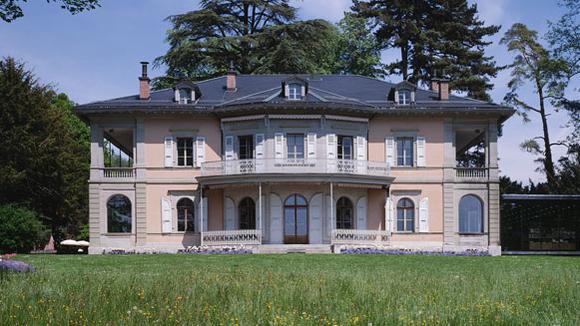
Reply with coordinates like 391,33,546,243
197,173,394,248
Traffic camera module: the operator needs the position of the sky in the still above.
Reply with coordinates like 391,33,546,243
0,0,576,184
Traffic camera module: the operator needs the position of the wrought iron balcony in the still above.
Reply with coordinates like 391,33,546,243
201,158,390,177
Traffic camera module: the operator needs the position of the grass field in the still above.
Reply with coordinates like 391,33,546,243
1,254,579,325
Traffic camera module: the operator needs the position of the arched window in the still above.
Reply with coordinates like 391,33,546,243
397,198,415,232
107,194,132,233
459,195,483,233
284,194,308,244
336,197,354,229
177,198,195,232
238,197,256,230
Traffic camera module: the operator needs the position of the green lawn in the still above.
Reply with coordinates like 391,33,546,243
1,254,579,325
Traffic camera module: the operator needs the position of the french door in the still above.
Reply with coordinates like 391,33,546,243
283,194,308,244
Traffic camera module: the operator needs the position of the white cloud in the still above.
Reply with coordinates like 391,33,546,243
291,0,350,22
473,0,507,25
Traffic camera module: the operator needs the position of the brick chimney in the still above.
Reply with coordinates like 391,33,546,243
431,80,440,93
226,61,236,91
139,61,150,100
431,78,449,101
438,79,449,100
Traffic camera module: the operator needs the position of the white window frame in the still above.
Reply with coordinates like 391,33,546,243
176,137,195,167
395,136,415,167
288,83,302,100
175,196,196,233
398,89,411,105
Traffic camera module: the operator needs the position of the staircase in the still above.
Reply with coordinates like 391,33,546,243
256,244,333,254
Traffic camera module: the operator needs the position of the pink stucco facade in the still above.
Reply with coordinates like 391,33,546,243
81,73,512,254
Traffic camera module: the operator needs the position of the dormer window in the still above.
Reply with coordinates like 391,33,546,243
392,81,416,105
178,88,192,104
173,81,201,104
288,83,302,100
398,89,411,105
282,76,308,101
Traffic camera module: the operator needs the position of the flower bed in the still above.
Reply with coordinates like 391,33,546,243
178,246,253,254
0,254,35,274
339,247,490,256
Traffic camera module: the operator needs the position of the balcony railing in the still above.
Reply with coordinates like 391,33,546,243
201,229,262,246
201,159,390,177
455,167,488,181
331,229,390,245
103,167,135,179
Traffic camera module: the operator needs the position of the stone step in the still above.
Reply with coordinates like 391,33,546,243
256,244,332,254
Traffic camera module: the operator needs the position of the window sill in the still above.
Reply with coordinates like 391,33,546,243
393,231,416,234
458,232,486,236
392,166,417,169
103,233,134,236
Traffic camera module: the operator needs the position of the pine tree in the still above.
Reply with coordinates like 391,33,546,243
352,0,500,100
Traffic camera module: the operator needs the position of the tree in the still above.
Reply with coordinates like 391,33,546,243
0,57,89,246
154,0,340,88
334,13,383,77
0,204,49,254
500,23,569,190
546,0,580,148
0,0,99,22
352,0,500,100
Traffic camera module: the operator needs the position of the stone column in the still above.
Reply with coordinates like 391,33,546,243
442,120,457,247
88,183,101,254
134,118,147,246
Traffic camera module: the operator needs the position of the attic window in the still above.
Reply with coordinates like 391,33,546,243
398,89,411,105
179,88,192,104
288,83,302,100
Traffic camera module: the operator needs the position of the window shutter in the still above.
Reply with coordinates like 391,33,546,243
356,197,368,229
356,136,367,160
419,197,429,232
202,197,208,232
284,84,290,97
327,134,337,159
416,136,426,167
326,134,337,172
161,197,172,233
196,136,205,167
301,85,306,97
255,134,265,172
224,197,235,230
164,136,174,167
224,136,234,161
255,134,265,159
274,133,284,159
307,133,317,159
385,197,394,232
385,137,395,166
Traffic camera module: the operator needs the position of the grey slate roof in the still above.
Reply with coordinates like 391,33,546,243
75,74,514,119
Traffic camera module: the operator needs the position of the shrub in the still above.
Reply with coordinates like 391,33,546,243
0,204,48,254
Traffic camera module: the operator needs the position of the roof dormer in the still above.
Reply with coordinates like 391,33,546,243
282,76,308,100
390,80,416,105
173,81,201,104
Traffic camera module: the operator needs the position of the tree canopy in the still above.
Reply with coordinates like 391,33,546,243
352,0,500,100
154,0,341,88
0,57,89,245
0,0,99,22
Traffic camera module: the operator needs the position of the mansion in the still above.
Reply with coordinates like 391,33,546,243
76,62,513,254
